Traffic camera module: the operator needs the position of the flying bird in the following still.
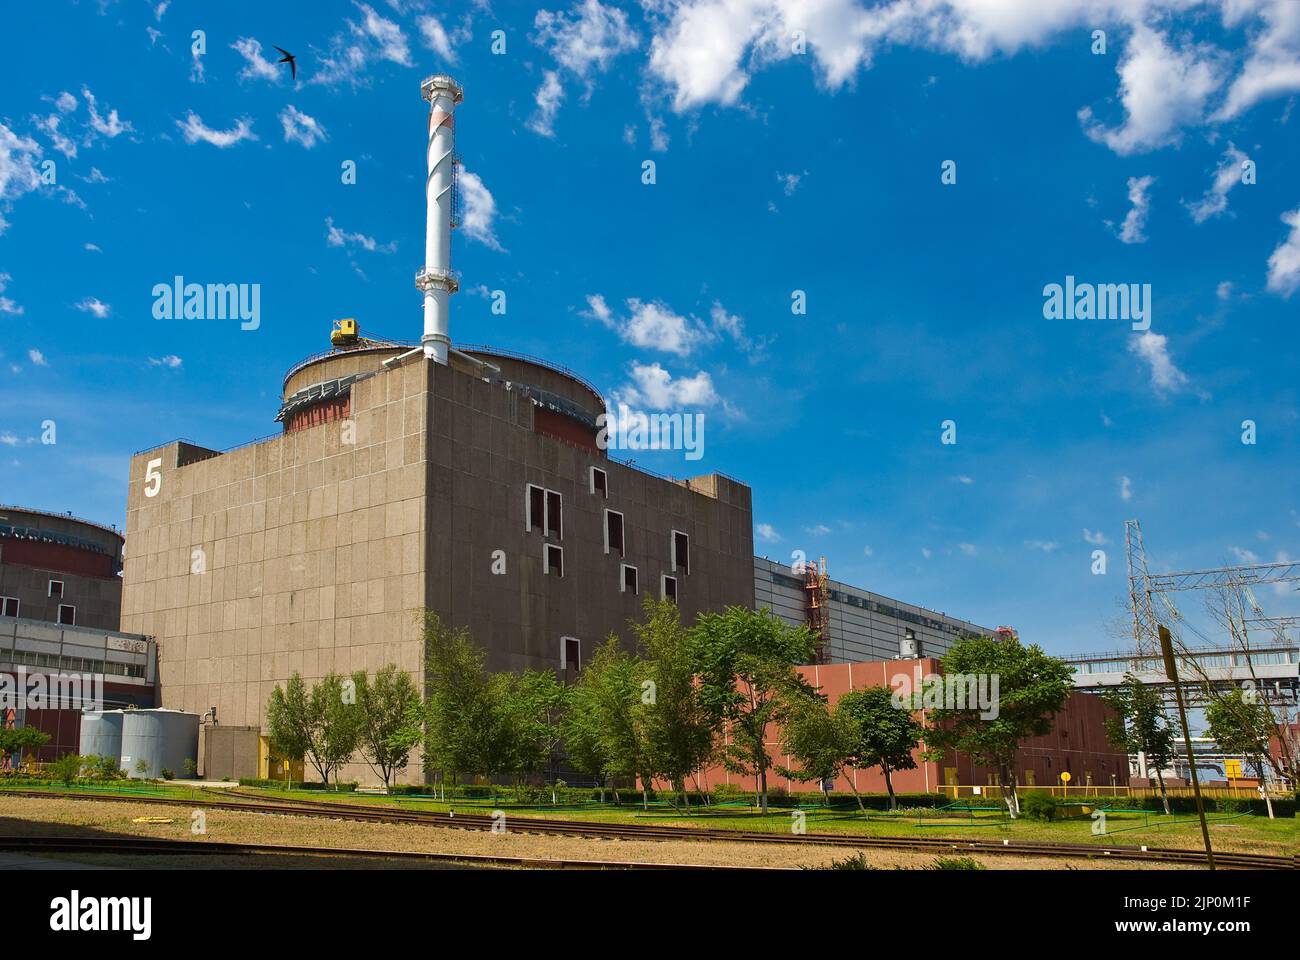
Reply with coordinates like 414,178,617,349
273,45,297,81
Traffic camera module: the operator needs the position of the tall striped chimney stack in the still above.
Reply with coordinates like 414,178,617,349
416,75,462,364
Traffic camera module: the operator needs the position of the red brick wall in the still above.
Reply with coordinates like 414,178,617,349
689,659,1129,795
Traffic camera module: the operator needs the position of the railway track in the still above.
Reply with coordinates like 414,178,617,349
0,834,768,870
3,788,1292,869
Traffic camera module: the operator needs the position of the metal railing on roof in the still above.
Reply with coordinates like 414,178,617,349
0,504,124,540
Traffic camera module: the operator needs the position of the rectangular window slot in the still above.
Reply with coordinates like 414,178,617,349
662,574,678,603
622,564,638,595
605,510,624,557
591,467,608,498
545,544,564,577
672,530,689,574
57,604,76,626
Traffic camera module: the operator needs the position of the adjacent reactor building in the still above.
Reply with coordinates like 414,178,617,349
0,506,156,761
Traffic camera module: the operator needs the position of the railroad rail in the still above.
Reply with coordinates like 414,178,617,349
0,834,769,870
3,788,1292,870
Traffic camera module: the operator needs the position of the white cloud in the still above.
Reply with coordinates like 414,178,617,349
1265,205,1300,298
1118,174,1155,243
527,0,639,135
191,43,205,83
583,293,614,326
920,547,932,560
27,348,48,367
1230,545,1261,564
1079,25,1222,155
622,299,708,356
419,14,472,63
527,71,566,137
75,297,111,318
777,170,805,196
1025,540,1059,552
1129,330,1189,394
313,1,414,85
805,524,831,536
81,87,132,138
357,2,411,64
615,361,720,409
1120,475,1133,502
84,242,101,253
232,38,283,83
324,216,396,253
0,123,45,233
149,355,183,368
0,273,22,315
955,475,974,485
1083,528,1109,546
458,168,504,251
1214,0,1300,121
863,545,873,557
176,112,257,148
755,523,781,543
957,542,977,556
1216,280,1233,300
1187,143,1249,223
54,91,77,113
280,106,328,148
33,114,77,159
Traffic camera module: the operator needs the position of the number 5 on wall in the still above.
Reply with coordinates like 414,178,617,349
144,458,163,498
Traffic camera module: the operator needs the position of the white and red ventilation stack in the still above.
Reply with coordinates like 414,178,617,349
416,75,463,365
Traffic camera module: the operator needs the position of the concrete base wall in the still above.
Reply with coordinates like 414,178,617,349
200,724,260,781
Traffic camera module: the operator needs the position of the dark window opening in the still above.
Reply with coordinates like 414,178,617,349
0,597,18,618
545,544,563,577
546,490,563,539
673,531,689,574
606,511,624,556
591,467,608,497
563,637,581,671
662,575,678,603
57,604,76,626
623,564,638,595
528,485,545,533
48,580,64,599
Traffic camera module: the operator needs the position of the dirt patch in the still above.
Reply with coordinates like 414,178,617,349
0,795,1188,870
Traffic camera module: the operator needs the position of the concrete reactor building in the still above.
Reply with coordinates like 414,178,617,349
0,506,157,761
120,77,755,781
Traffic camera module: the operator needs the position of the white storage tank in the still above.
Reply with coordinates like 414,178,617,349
119,708,199,779
78,709,125,762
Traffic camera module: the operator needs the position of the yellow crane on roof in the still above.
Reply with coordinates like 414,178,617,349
331,318,359,347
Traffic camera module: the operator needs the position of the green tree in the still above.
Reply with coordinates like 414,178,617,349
1102,672,1176,815
634,597,715,811
690,606,819,814
352,664,423,789
839,686,922,810
779,692,861,807
266,672,361,786
421,612,500,790
266,673,314,777
1205,688,1279,818
562,635,647,804
0,727,50,769
921,633,1074,818
49,753,83,786
494,668,567,796
312,672,363,786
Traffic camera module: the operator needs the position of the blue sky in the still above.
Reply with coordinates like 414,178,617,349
2,0,1299,654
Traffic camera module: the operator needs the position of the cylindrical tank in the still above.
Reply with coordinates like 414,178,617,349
119,709,199,779
78,710,124,761
900,630,920,659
